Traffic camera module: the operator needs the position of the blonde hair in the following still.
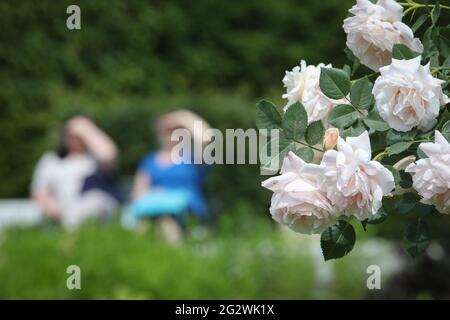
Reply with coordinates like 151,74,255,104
156,109,212,144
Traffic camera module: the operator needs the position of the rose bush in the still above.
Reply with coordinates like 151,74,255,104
257,0,450,260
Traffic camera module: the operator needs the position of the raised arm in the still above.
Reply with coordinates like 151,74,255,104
68,116,118,169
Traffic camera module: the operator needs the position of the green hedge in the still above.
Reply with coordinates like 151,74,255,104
0,0,353,208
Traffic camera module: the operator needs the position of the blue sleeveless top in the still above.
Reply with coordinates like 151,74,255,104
138,152,208,218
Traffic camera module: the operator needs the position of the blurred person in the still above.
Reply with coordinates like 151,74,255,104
122,110,211,243
31,115,121,229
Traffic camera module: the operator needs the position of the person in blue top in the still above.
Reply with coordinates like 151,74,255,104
122,110,211,243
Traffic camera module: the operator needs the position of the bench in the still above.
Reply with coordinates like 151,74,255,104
0,199,43,230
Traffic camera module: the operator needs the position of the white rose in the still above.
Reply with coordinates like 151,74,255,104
262,151,337,234
282,60,345,124
343,0,423,71
405,131,450,214
309,131,395,220
373,56,449,132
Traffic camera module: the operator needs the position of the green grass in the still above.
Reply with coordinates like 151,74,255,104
0,208,399,299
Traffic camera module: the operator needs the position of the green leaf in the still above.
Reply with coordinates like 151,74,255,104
259,132,295,174
256,100,282,130
387,141,414,156
418,129,434,142
350,77,374,110
394,190,434,216
344,47,356,62
363,110,390,132
396,194,435,216
382,196,397,216
442,120,450,132
411,14,429,33
340,120,366,140
386,129,417,144
368,207,388,225
321,220,356,261
293,147,314,163
343,64,351,77
370,131,387,152
417,147,428,159
328,104,358,128
282,102,308,140
430,52,440,68
431,2,441,25
305,121,325,145
437,29,450,60
403,219,430,258
413,202,435,216
442,120,450,142
392,44,421,60
344,47,360,76
319,67,351,99
396,192,420,214
423,27,438,59
399,170,413,189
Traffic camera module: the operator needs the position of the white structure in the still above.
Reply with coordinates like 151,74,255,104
0,199,42,230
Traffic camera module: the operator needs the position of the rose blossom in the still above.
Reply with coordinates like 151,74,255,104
262,152,337,234
405,131,450,214
372,56,450,132
343,0,423,71
309,131,395,220
282,60,345,124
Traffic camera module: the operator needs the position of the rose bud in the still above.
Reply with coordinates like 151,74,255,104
323,128,339,150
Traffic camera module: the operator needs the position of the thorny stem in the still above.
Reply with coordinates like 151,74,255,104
431,67,450,75
373,139,432,162
294,139,324,153
373,150,388,162
350,73,379,83
399,1,450,12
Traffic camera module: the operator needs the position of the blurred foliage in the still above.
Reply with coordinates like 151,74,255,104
0,0,353,211
0,0,353,95
0,208,398,299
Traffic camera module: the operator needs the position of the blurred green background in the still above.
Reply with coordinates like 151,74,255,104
2,0,447,299
0,0,354,202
